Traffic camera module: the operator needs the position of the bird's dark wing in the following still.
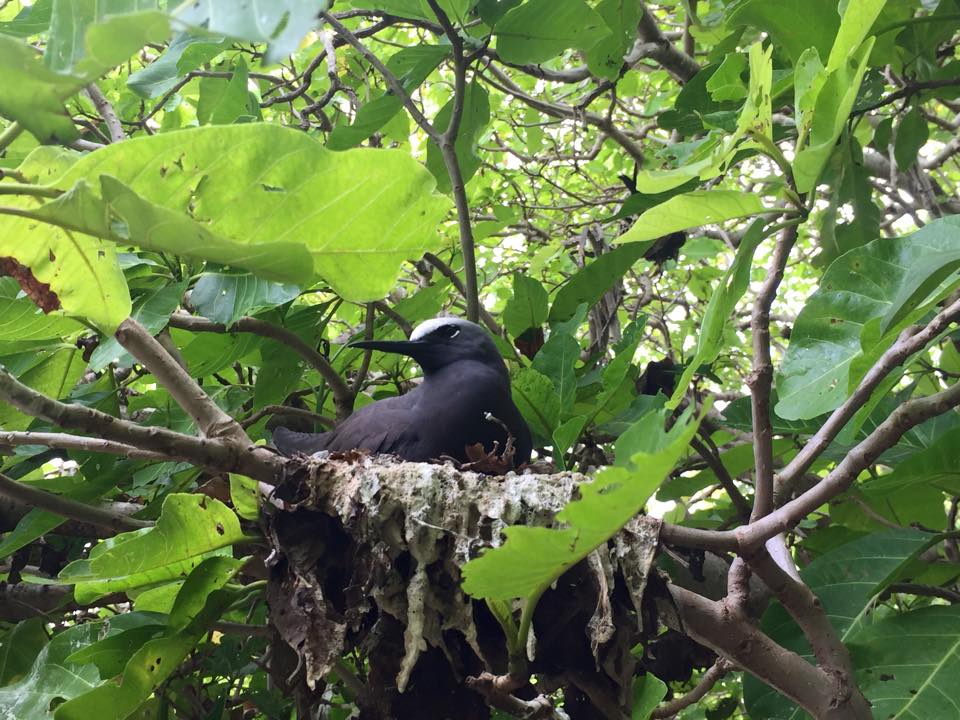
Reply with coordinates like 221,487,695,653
323,405,425,458
272,426,333,455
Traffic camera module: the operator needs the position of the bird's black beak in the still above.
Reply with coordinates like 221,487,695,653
348,339,425,357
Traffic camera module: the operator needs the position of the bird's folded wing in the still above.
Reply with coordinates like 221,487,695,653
272,426,332,456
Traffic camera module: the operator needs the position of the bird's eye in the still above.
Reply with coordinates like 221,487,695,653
437,324,460,339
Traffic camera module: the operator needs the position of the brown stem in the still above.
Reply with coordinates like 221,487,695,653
116,317,249,443
649,659,731,718
168,313,355,421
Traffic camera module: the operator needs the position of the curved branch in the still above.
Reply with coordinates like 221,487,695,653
168,312,355,420
0,430,169,461
650,659,731,718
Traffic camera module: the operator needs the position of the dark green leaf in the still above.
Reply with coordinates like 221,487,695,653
495,0,607,65
191,273,300,326
549,243,649,323
503,272,549,337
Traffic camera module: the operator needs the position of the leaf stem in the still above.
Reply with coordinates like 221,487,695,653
0,122,23,153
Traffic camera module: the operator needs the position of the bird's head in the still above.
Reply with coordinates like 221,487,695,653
349,317,504,375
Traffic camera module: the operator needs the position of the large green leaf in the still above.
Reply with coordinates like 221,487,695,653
0,618,48,686
511,366,561,439
503,272,548,337
850,606,960,719
792,39,875,192
744,528,936,719
775,216,960,420
0,35,79,142
0,624,103,720
45,0,168,76
190,273,300,326
0,347,85,431
494,0,607,65
725,0,838,64
127,31,226,98
426,80,490,192
615,190,769,245
58,493,246,603
0,279,85,354
584,0,641,81
461,405,701,601
531,331,579,413
56,561,243,720
6,124,451,310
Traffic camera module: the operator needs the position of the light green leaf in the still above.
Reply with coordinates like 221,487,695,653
426,80,490,192
0,618,48,686
584,0,641,81
229,473,260,521
551,415,586,471
0,347,85,431
667,218,767,408
8,124,451,306
632,674,667,719
173,0,321,64
0,282,85,354
705,53,747,102
532,332,578,412
792,38,874,193
58,493,246,603
511,366,560,439
462,405,702,601
197,57,249,125
615,190,768,245
495,0,607,65
894,107,929,171
776,216,960,420
127,32,226,98
824,0,886,73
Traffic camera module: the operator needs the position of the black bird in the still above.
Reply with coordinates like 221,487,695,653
272,317,532,468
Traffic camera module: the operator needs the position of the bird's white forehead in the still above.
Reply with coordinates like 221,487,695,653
410,317,476,341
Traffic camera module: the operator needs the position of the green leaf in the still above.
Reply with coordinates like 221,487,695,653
327,45,448,150
55,582,241,720
0,618,48,686
503,272,548,337
127,32,226,98
197,57,249,125
775,216,960,420
584,0,641,81
462,405,702,601
864,427,960,497
10,124,451,305
58,493,246,603
0,283,85,354
45,1,169,77
894,107,929,171
495,0,607,65
667,218,767,408
0,34,83,142
0,0,53,37
824,0,886,74
173,0,321,64
89,280,188,371
851,606,960,719
551,415,586,471
632,674,667,719
426,80,490,193
0,347,85,431
615,190,768,245
511,367,561,439
64,615,166,678
0,624,103,720
549,243,650,323
532,331,579,412
705,53,747,102
792,38,875,193
191,273,300,326
229,473,260,521
725,0,838,64
169,555,245,630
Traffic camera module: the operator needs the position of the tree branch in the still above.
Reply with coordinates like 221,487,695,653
0,430,169,461
116,317,250,443
168,312,355,421
649,659,731,718
0,472,152,533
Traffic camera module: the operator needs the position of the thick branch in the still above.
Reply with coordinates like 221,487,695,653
0,368,283,482
117,317,249,442
84,83,126,143
0,472,151,534
0,430,168,460
168,312,355,421
665,585,871,719
636,2,700,82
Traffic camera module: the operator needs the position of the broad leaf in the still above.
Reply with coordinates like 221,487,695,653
511,366,561,439
494,0,606,65
532,331,579,412
426,80,490,192
776,216,960,420
58,493,246,603
549,243,650,323
190,273,300,326
615,190,769,245
503,272,548,337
